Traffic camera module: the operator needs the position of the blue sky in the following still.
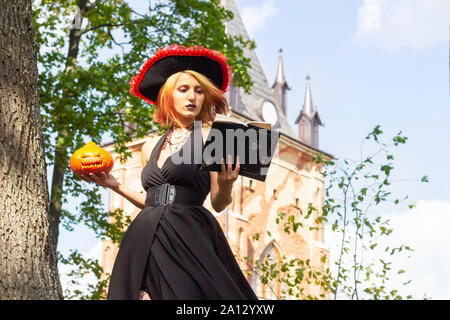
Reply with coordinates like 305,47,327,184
236,0,448,200
57,0,450,299
233,0,449,299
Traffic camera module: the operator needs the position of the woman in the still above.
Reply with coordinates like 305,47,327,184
78,44,258,300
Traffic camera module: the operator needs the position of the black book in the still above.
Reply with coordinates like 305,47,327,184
197,114,280,182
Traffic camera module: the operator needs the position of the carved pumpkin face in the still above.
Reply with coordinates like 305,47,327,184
69,142,114,175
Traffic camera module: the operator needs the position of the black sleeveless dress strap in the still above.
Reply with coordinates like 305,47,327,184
107,122,258,300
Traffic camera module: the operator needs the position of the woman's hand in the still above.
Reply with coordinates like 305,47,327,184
209,155,240,212
78,172,120,190
217,154,240,190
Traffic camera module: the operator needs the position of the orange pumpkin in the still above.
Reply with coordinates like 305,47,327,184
69,142,114,175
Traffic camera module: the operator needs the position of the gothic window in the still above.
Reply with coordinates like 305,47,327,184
253,242,282,299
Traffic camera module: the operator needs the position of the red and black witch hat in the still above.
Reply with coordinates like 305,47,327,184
129,44,233,105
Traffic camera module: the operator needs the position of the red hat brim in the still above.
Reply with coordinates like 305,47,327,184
129,44,232,105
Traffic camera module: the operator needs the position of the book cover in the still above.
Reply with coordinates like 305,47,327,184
197,114,279,182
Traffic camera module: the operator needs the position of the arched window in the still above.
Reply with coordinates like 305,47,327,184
252,242,282,299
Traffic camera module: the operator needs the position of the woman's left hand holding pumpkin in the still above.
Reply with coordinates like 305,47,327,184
79,172,120,190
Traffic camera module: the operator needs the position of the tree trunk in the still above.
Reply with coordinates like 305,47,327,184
0,0,63,299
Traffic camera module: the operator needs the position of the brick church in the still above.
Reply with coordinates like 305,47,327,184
101,0,335,299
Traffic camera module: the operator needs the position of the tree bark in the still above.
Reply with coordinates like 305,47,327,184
0,0,63,299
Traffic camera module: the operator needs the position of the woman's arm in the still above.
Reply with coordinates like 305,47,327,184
210,155,240,212
110,180,146,209
200,123,240,212
77,136,160,210
79,172,147,209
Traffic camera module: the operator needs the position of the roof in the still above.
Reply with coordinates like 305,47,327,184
222,0,298,139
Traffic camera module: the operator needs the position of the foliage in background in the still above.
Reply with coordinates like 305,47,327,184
239,126,428,300
33,0,255,299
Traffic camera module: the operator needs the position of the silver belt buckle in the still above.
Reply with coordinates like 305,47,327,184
155,183,176,205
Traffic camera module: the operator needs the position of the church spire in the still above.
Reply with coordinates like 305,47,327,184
275,48,286,85
295,75,323,148
303,75,315,117
272,48,290,116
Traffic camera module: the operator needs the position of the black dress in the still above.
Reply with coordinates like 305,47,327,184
107,122,258,300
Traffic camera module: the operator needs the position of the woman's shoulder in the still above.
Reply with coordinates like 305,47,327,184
141,131,164,163
142,131,163,150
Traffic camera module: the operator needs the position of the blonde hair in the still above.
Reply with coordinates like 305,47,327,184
152,70,230,128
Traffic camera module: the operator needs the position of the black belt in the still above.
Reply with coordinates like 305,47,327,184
146,184,205,207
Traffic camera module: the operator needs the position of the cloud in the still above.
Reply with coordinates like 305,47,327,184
325,200,450,299
381,200,450,299
354,0,449,52
240,0,278,38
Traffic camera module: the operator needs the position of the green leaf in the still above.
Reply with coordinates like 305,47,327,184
380,164,393,176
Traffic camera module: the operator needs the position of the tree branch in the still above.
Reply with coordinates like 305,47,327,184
105,27,131,53
80,23,125,36
86,0,102,13
130,8,148,18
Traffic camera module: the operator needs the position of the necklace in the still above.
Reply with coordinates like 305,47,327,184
161,131,170,151
171,123,193,137
161,127,176,151
169,129,191,154
169,129,190,144
171,128,189,139
161,126,192,151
